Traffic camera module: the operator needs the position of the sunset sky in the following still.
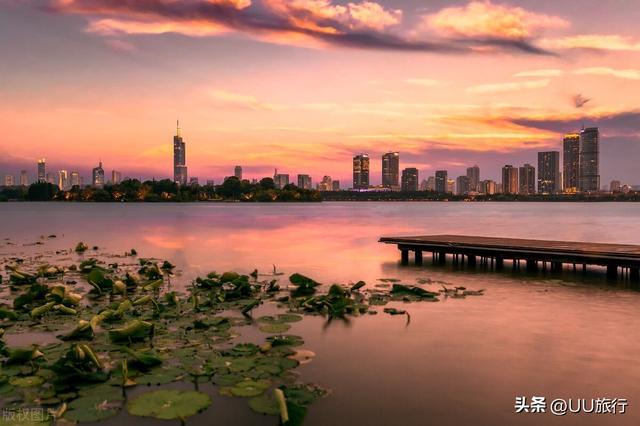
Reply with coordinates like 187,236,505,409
1,0,640,185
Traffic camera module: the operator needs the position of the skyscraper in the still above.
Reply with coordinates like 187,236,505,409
112,170,122,184
401,168,418,191
352,154,370,190
234,166,242,180
318,176,332,191
579,127,600,192
482,180,496,195
4,174,14,187
563,133,580,192
37,159,46,182
19,170,28,186
92,161,105,188
332,180,340,191
456,175,470,195
538,151,560,194
173,120,187,186
466,165,480,192
70,172,80,187
297,174,312,189
381,152,399,188
502,165,518,194
435,170,448,193
519,164,535,195
58,170,68,190
273,170,289,189
46,173,56,185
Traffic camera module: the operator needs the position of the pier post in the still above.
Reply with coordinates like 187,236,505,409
496,256,504,270
606,265,618,280
401,249,409,265
467,255,476,267
438,252,446,265
415,250,423,266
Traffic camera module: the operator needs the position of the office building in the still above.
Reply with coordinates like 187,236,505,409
58,170,68,190
273,170,289,189
502,165,518,194
447,179,455,194
70,172,80,187
456,175,470,195
4,174,14,186
297,174,312,189
466,165,480,192
482,180,496,195
382,152,400,188
19,170,28,186
435,170,448,193
189,177,199,186
353,154,370,190
37,159,46,182
46,172,56,185
332,180,340,191
317,176,332,191
538,151,560,194
563,133,580,192
610,180,621,193
112,170,122,185
173,120,188,186
92,161,105,188
519,164,535,195
401,168,419,191
579,127,600,192
234,166,242,180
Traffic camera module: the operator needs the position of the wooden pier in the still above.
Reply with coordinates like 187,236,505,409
379,235,640,281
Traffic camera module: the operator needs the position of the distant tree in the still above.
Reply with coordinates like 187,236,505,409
27,182,59,201
218,176,242,199
259,177,276,190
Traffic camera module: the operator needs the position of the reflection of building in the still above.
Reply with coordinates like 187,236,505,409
234,166,242,180
456,175,470,195
538,151,560,194
173,121,187,186
435,170,447,193
4,174,14,186
92,161,105,188
38,158,46,182
502,165,518,194
273,170,289,189
401,168,418,191
382,152,399,188
297,174,312,189
353,154,370,189
579,127,600,192
20,170,28,186
519,163,535,195
70,172,80,187
58,170,68,190
112,170,122,185
466,165,480,192
610,180,621,193
563,133,580,192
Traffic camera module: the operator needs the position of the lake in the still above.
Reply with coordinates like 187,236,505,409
1,202,639,425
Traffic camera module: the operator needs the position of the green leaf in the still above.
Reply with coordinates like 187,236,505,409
228,379,270,397
248,393,280,416
65,393,123,422
127,390,211,420
259,323,291,334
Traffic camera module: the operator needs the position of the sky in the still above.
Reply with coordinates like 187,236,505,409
1,0,640,186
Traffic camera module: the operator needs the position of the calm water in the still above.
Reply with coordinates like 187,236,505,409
1,202,640,425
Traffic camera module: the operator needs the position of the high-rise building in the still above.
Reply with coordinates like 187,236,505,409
58,170,69,190
446,179,455,194
579,127,600,192
4,174,14,186
466,165,480,192
189,177,199,186
426,176,436,191
173,120,187,186
297,174,312,189
482,180,496,195
92,161,105,188
610,180,621,193
112,170,122,184
401,168,418,191
381,152,400,188
46,172,56,185
538,151,560,194
332,180,340,191
519,164,535,195
318,176,332,191
353,154,370,190
273,170,289,189
502,165,518,194
37,158,46,182
19,170,28,186
70,172,80,187
456,175,470,195
435,170,448,193
234,166,242,180
563,133,580,192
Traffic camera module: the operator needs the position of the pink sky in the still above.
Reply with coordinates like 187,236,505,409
1,1,639,185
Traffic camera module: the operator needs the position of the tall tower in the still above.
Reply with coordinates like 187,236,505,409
352,154,370,190
563,133,580,192
466,165,480,192
435,170,448,193
173,120,188,186
579,127,600,192
537,151,560,194
381,152,399,188
92,161,105,188
501,165,518,194
37,159,46,183
518,163,536,195
234,166,242,180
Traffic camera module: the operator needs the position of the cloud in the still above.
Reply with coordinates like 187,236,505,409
405,78,444,87
507,110,640,136
424,1,569,40
43,0,554,54
209,89,285,111
513,68,564,78
573,67,640,80
541,34,640,51
466,79,550,94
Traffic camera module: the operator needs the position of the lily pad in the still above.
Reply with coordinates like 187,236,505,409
9,376,44,388
248,393,280,416
228,379,270,397
127,390,211,420
259,323,291,334
65,393,123,422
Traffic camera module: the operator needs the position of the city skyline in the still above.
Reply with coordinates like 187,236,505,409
1,1,640,184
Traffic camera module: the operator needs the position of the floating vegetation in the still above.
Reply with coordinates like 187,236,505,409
0,242,484,425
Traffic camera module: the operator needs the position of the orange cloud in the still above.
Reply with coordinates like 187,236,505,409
87,18,229,37
541,34,640,51
424,1,569,40
466,79,550,94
